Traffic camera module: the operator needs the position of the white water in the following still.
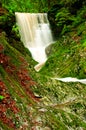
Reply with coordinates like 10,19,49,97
15,12,86,84
52,77,86,84
15,12,53,71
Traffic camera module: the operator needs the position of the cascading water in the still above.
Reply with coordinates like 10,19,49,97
15,12,86,84
51,77,86,84
15,12,53,71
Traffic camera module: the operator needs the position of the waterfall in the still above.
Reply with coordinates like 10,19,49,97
15,13,53,71
15,13,86,84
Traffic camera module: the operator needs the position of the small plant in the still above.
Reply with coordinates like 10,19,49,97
0,95,4,101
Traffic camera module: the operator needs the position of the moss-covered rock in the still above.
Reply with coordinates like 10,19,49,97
40,33,86,79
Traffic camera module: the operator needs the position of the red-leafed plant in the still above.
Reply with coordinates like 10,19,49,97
0,44,40,102
0,80,19,129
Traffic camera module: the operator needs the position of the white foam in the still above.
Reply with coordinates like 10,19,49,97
52,77,86,84
15,13,53,71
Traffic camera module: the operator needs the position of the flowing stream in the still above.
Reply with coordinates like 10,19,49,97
15,12,86,84
51,77,86,84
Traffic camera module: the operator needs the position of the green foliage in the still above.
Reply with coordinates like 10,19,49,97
1,0,51,13
48,0,86,36
55,7,75,34
0,95,4,100
55,8,70,26
55,5,86,35
40,31,86,79
60,0,76,4
0,15,7,25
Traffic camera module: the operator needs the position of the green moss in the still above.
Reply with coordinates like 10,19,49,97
1,2,86,129
0,95,4,100
39,31,86,78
